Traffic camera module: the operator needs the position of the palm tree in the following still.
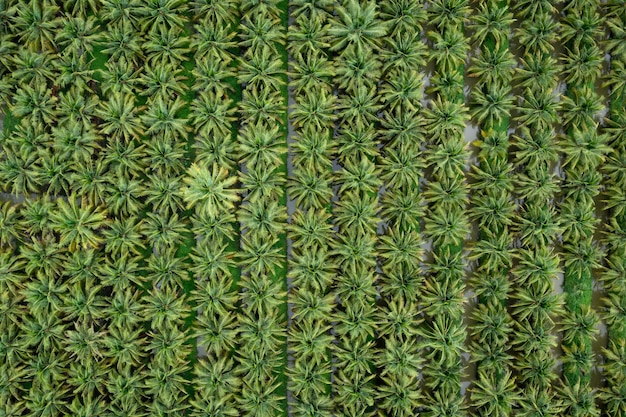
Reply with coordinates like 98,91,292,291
181,162,240,215
238,123,286,169
240,0,282,19
381,31,427,75
336,157,380,196
50,195,108,251
97,92,144,142
428,28,469,74
141,96,189,141
290,88,336,131
290,51,334,97
99,56,141,96
103,285,144,330
10,83,57,126
428,0,469,30
10,48,55,87
56,88,100,129
193,354,239,398
238,199,287,239
334,191,379,236
239,87,285,127
515,88,561,130
100,21,145,65
423,97,468,143
238,377,285,417
287,169,333,210
515,54,561,92
9,0,59,52
288,208,333,249
240,11,285,57
240,272,286,315
190,23,237,63
470,370,519,417
146,248,188,288
469,0,515,48
142,173,185,215
562,44,603,85
334,44,381,91
137,0,188,32
190,0,238,25
99,0,143,27
424,205,469,247
138,62,187,102
57,15,101,56
238,233,283,276
338,84,381,126
192,57,236,95
144,26,190,66
471,82,514,126
189,239,236,281
469,47,516,86
105,175,145,216
190,91,236,137
0,144,41,196
290,0,334,20
191,206,237,243
102,216,145,255
289,246,335,293
288,14,330,59
142,211,188,252
0,201,20,248
328,0,387,52
238,46,284,91
143,136,187,176
288,358,331,402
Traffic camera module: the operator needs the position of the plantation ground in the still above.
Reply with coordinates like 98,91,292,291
1,1,626,416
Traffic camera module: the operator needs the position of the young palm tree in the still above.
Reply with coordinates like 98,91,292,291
99,56,141,96
10,83,57,126
143,26,190,66
328,0,388,52
240,11,285,57
189,239,237,281
238,123,286,169
102,216,145,255
10,48,56,87
50,196,108,251
139,62,187,102
137,0,188,32
97,92,144,142
9,0,59,52
57,15,101,56
181,162,240,215
191,24,237,63
142,211,188,252
141,96,189,141
100,21,145,65
190,91,236,137
288,14,331,59
238,46,284,91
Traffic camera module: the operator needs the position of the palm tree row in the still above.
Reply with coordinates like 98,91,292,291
326,2,386,416
286,1,336,416
235,1,289,416
466,2,518,416
184,3,243,417
374,1,427,416
419,1,470,415
558,0,606,412
509,1,566,415
600,1,626,414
